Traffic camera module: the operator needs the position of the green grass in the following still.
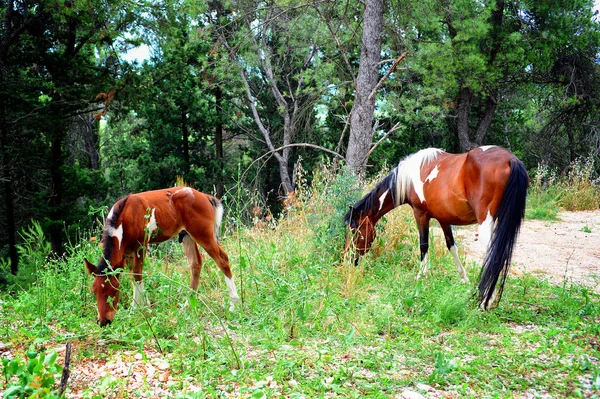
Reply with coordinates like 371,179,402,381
1,169,599,398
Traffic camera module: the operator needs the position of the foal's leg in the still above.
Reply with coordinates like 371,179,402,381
203,241,240,311
130,252,149,307
181,233,203,290
413,210,431,280
440,223,469,283
187,229,240,311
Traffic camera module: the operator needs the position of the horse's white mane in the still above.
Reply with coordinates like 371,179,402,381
395,148,443,204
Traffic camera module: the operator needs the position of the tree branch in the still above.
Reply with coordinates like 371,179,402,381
368,52,407,102
243,143,344,182
363,121,401,162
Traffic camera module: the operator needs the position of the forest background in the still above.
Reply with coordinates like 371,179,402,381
1,0,600,276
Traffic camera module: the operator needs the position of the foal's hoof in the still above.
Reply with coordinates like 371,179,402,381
228,296,241,312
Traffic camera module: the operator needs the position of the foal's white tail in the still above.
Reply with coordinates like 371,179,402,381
210,197,224,242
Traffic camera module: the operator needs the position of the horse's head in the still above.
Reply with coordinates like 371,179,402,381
344,206,377,260
85,259,122,327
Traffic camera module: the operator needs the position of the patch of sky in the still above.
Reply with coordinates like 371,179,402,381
122,44,151,63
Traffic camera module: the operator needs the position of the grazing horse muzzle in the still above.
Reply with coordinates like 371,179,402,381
98,319,112,327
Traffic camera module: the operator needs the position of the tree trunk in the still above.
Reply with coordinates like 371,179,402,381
474,95,498,146
346,0,385,175
456,87,473,152
181,106,190,175
49,130,64,256
86,115,100,170
214,86,224,198
0,103,19,274
567,128,576,162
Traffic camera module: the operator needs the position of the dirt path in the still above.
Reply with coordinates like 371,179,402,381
454,210,600,292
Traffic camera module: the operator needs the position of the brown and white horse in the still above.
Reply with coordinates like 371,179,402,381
85,187,240,326
344,146,528,309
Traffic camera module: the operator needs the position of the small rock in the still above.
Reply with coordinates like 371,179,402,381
416,383,432,392
159,370,170,382
401,390,426,399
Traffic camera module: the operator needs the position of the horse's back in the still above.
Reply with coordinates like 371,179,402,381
119,187,214,244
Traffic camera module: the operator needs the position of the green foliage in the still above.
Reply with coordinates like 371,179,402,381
1,347,63,399
526,163,561,220
304,164,362,260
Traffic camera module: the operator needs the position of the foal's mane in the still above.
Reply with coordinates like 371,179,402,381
97,195,130,274
344,170,398,225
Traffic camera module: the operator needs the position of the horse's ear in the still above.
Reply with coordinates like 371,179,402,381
84,259,97,275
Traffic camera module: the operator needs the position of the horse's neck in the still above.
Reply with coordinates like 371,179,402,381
371,189,400,224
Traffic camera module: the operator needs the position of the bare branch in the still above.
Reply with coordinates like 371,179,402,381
363,121,401,162
368,52,408,102
242,143,344,182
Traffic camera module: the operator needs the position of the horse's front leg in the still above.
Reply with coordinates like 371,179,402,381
413,210,430,280
440,223,469,283
131,251,149,308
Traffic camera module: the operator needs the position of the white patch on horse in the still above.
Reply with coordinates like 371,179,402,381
416,252,430,280
450,245,469,283
106,224,123,249
107,206,115,220
478,211,494,252
147,208,158,235
425,164,440,183
225,276,240,312
132,280,148,307
479,145,496,152
378,190,389,212
396,148,443,203
176,187,194,196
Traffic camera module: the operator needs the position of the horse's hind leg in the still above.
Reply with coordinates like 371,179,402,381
181,233,203,290
187,230,240,311
477,210,495,252
204,241,240,311
440,223,469,283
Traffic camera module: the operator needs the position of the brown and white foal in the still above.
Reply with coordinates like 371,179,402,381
85,187,240,326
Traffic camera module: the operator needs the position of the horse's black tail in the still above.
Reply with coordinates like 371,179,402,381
478,157,528,309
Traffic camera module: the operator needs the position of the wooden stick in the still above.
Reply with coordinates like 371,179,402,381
58,342,72,397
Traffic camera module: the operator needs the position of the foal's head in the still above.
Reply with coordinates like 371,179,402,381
85,259,122,327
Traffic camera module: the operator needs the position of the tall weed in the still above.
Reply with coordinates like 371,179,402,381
558,154,600,211
527,155,600,219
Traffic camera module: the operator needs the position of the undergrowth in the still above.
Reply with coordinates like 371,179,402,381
527,154,600,220
0,164,599,398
